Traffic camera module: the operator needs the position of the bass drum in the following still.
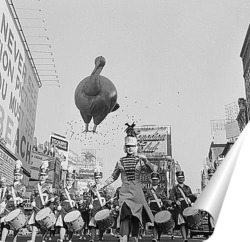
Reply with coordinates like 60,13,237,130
154,210,175,232
5,209,26,230
95,209,114,230
183,207,202,229
64,210,84,231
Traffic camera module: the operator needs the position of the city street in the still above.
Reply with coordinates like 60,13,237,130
4,234,207,242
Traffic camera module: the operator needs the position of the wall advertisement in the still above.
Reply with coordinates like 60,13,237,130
0,1,40,175
50,134,69,169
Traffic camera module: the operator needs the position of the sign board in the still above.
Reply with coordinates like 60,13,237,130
0,1,40,174
50,134,69,169
135,125,171,156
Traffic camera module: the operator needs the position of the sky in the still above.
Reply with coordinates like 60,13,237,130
12,0,250,191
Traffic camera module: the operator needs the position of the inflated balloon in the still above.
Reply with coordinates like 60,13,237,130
74,56,119,133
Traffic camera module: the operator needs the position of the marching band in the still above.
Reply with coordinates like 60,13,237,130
0,124,205,242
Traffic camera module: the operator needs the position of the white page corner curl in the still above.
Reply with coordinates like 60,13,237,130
192,122,250,225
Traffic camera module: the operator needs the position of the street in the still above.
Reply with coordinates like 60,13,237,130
4,234,207,242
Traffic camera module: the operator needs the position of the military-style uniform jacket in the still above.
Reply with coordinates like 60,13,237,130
30,181,53,209
5,182,26,212
103,154,157,224
169,183,196,211
169,183,197,228
145,185,168,215
57,185,79,217
89,188,108,217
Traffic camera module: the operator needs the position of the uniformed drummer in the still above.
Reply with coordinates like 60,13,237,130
27,160,55,242
88,168,108,242
0,160,26,242
78,191,91,240
169,171,197,242
0,176,8,234
145,171,171,242
56,167,79,242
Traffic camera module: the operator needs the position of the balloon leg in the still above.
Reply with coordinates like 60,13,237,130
83,123,89,133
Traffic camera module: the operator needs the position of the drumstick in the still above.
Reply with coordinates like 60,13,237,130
11,186,17,207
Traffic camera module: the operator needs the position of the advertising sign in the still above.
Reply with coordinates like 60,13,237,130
0,1,40,174
135,125,171,156
50,133,69,169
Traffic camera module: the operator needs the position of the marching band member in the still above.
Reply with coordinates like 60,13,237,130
56,166,79,242
100,123,158,242
88,168,108,242
145,171,171,242
0,160,26,242
0,176,8,233
169,171,197,242
27,160,54,242
78,191,91,240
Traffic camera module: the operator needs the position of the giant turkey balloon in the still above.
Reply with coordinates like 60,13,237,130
74,56,119,133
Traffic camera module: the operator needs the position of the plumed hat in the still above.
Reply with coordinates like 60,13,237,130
66,166,75,179
151,172,160,180
39,160,49,175
13,160,23,176
124,122,138,146
176,170,185,178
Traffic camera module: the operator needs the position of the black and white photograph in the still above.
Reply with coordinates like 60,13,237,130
1,1,250,242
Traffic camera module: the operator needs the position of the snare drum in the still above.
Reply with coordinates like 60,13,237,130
64,210,84,231
5,209,26,230
154,210,175,231
183,207,202,229
95,209,114,230
35,207,56,229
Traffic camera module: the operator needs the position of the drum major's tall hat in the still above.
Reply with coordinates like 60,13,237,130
124,122,138,146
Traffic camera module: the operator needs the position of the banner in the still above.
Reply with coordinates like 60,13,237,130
0,1,40,174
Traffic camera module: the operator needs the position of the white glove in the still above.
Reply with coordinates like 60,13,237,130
17,197,23,204
89,204,93,209
71,201,76,207
110,198,114,203
79,200,83,204
31,201,36,207
115,206,119,211
50,197,55,202
57,205,62,211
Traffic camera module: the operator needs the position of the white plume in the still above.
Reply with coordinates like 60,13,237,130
41,160,49,169
15,160,22,169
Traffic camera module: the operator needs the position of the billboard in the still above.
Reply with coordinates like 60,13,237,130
135,125,171,156
50,133,69,169
0,1,40,175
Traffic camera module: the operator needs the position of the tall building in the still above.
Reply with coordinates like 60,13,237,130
240,24,250,122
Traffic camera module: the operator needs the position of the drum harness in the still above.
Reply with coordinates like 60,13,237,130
150,188,162,210
177,186,191,207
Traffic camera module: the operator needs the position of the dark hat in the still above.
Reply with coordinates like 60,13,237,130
66,166,75,179
13,160,23,176
94,171,103,179
208,168,215,176
151,172,160,180
176,171,185,178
